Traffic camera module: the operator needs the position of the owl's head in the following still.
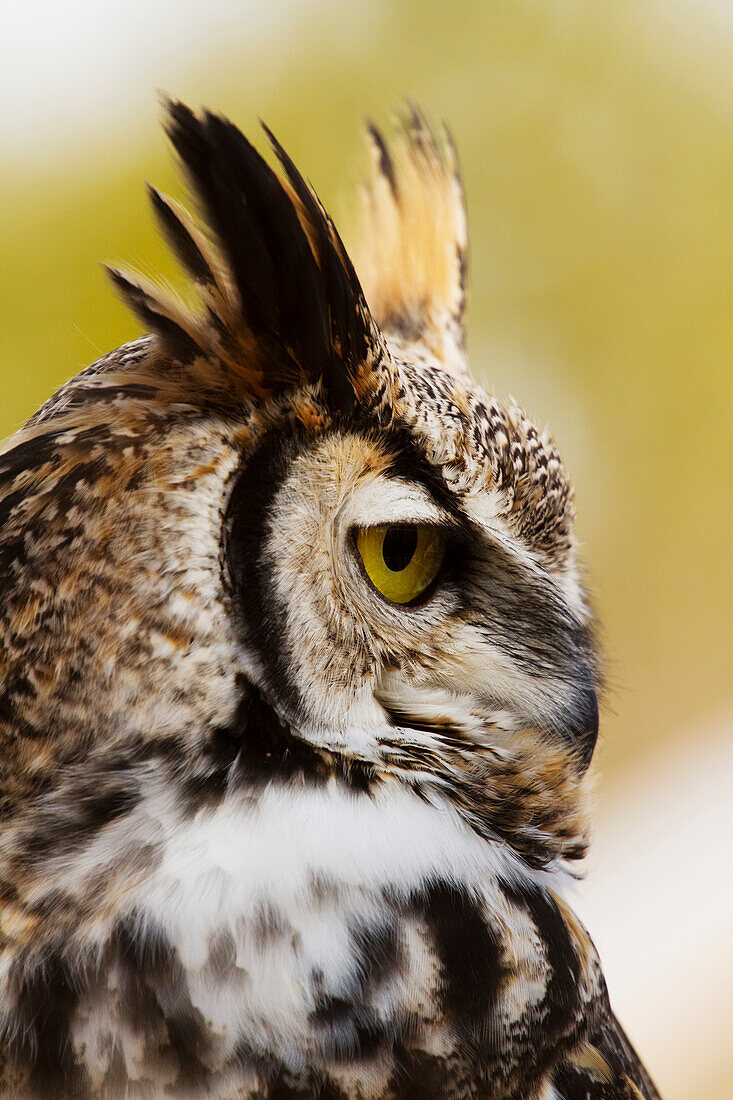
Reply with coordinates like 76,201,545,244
0,103,597,889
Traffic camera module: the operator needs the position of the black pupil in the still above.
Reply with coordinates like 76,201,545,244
382,525,418,572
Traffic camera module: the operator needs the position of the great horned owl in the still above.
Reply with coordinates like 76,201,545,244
0,102,660,1099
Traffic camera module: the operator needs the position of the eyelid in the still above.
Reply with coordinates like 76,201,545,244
348,518,463,542
345,477,449,529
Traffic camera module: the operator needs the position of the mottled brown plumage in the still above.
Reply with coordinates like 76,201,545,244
0,102,659,1099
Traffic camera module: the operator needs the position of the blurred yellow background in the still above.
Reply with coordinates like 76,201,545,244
1,2,731,1097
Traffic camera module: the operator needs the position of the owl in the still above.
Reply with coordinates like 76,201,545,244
0,101,660,1100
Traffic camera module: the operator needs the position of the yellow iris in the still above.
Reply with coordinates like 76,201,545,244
355,524,446,605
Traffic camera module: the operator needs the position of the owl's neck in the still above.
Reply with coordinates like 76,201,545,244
0,741,601,1098
0,679,595,1098
201,678,591,873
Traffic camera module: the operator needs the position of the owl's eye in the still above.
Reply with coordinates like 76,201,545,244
355,524,447,605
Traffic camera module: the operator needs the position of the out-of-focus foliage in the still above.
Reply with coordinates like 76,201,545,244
1,5,731,1092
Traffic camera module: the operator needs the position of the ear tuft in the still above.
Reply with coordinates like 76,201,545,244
105,266,203,364
353,106,469,380
107,98,390,414
146,184,217,288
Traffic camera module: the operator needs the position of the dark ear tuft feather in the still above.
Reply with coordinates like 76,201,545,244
155,99,385,412
260,122,374,412
165,104,325,350
107,99,390,411
105,266,202,363
146,185,216,287
365,120,398,199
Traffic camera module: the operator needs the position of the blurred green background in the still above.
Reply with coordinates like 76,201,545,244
2,2,731,1097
